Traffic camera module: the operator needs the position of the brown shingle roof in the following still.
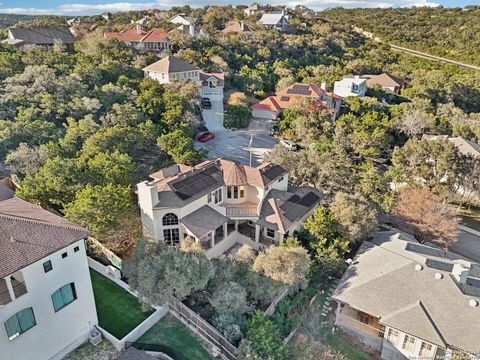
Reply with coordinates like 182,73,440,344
0,198,89,278
363,73,404,88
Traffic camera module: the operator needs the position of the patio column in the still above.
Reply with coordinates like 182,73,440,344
235,220,239,231
255,224,260,243
211,231,215,248
223,222,228,237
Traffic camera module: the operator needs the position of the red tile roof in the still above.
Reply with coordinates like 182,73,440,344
105,27,168,42
251,96,282,111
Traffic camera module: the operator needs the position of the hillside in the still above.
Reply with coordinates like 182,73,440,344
320,6,480,66
0,14,36,28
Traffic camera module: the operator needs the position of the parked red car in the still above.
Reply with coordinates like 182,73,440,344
198,132,215,142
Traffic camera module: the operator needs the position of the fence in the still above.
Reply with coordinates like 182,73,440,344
167,296,238,360
264,287,290,316
126,342,184,360
88,257,168,350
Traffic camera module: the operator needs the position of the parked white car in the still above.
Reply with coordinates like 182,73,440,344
280,139,298,151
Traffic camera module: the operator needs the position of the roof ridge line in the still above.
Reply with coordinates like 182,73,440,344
0,212,87,233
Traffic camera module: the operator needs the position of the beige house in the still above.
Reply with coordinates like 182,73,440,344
137,158,323,258
333,231,480,360
142,56,224,101
244,4,265,17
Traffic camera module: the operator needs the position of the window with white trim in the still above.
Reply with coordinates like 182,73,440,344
386,328,399,345
402,334,416,352
213,188,222,204
163,228,180,246
162,213,178,226
419,341,433,357
266,228,275,238
227,186,244,199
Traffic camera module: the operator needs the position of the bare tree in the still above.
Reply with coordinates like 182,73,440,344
391,187,460,250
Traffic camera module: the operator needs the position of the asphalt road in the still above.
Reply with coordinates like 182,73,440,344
196,103,279,166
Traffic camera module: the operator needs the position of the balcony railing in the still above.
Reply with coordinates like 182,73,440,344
0,289,12,306
224,205,257,217
12,282,27,299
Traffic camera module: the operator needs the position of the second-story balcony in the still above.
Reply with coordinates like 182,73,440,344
222,202,258,217
10,272,28,299
0,278,12,306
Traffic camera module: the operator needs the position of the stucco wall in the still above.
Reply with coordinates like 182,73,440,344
0,239,98,360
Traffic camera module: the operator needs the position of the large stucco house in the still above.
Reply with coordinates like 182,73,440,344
142,55,224,101
251,83,342,120
0,198,97,360
333,231,480,360
104,25,169,52
333,75,367,98
137,158,323,258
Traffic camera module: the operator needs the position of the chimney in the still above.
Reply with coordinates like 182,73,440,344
189,24,195,37
320,82,327,91
136,24,142,34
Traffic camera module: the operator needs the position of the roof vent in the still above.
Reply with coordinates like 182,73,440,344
415,264,423,271
469,299,479,308
434,272,443,280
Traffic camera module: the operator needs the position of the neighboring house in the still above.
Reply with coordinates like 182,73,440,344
170,24,210,39
169,14,196,26
251,83,342,120
423,135,480,158
258,12,289,31
363,73,404,94
333,76,367,98
137,158,323,258
0,198,97,360
101,12,113,20
1,28,75,52
104,25,169,53
333,231,480,360
244,4,265,16
66,17,80,27
142,55,224,101
222,21,253,34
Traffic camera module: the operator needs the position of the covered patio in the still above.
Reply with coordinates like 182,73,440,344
180,205,229,250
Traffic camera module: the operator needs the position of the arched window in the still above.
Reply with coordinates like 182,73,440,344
4,307,36,341
162,213,178,226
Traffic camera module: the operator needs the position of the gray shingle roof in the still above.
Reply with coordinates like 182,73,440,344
0,198,89,278
180,205,228,239
9,27,74,45
333,231,480,352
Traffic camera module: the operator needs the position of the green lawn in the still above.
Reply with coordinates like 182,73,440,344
90,269,154,339
137,313,214,360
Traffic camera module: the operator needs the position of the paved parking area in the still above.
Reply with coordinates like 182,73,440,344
197,107,278,166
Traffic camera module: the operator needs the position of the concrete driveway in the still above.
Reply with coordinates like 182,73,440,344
449,226,480,263
196,105,279,166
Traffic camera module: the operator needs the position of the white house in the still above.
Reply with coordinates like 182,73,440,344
333,231,480,360
333,75,367,97
142,55,224,101
137,158,323,258
0,198,98,360
169,14,196,26
258,11,289,31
